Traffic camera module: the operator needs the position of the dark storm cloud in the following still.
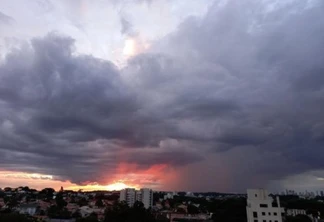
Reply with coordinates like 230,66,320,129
1,0,324,191
0,33,202,184
120,149,203,167
121,0,324,190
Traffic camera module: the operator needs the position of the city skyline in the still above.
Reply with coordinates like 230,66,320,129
0,0,324,192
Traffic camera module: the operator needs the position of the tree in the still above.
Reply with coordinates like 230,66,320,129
78,197,89,207
72,210,82,219
211,198,247,222
3,187,12,192
106,194,119,201
70,196,76,203
55,192,67,209
77,212,98,222
187,204,199,214
25,195,31,203
286,215,312,222
133,201,145,209
3,196,10,204
39,210,46,216
40,188,55,201
6,198,18,209
22,186,30,192
95,199,104,208
47,205,71,219
0,212,36,222
104,201,155,222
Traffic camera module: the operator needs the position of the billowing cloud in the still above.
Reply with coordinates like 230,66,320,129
0,0,324,192
0,33,201,188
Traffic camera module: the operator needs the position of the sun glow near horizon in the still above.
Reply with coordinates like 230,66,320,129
66,181,139,191
106,182,137,191
0,170,143,192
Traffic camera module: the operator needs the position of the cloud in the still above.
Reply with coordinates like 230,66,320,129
122,0,324,190
120,17,134,36
0,0,324,191
0,11,14,24
0,33,201,187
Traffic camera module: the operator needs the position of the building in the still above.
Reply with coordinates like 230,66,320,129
18,203,39,216
286,209,306,217
164,193,174,200
120,188,136,208
246,189,284,222
79,206,104,218
120,188,153,209
140,188,153,209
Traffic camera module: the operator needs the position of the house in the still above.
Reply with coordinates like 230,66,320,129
79,206,104,218
176,204,188,213
168,213,211,222
18,203,39,216
66,203,79,213
286,209,307,217
80,206,93,217
37,200,51,211
103,200,114,207
164,193,174,200
155,202,163,210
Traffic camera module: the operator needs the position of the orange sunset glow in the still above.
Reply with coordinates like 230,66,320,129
0,171,136,191
0,163,177,191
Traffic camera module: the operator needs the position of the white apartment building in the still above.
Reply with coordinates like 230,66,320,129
140,188,153,209
120,188,136,208
246,189,284,222
120,188,153,209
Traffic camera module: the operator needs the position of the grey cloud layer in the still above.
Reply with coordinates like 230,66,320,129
0,11,14,24
0,0,324,190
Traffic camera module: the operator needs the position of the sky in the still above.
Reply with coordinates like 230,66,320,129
0,0,323,193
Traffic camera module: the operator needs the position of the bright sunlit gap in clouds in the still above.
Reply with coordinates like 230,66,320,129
123,38,136,56
122,37,151,59
106,182,137,191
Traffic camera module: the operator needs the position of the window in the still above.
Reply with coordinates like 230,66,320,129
274,212,277,216
263,220,266,222
262,212,266,216
268,212,271,215
260,204,268,208
253,212,258,218
255,194,258,197
254,220,258,222
275,221,278,222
